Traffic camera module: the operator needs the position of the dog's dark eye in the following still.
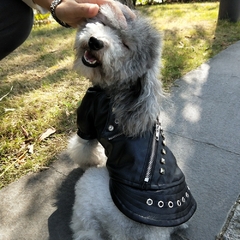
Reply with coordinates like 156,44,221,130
123,42,129,49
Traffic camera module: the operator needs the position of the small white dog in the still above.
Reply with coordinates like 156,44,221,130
68,3,197,240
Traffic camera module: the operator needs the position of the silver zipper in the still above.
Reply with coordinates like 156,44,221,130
144,121,160,183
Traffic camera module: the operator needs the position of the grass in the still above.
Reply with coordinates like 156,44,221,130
139,2,240,86
1,2,240,188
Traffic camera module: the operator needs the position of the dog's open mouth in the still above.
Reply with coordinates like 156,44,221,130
82,50,100,68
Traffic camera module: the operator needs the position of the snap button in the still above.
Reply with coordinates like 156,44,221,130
108,125,114,131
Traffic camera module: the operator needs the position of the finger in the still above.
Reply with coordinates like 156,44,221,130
121,4,136,20
76,0,109,5
56,2,100,26
75,3,100,18
76,0,123,18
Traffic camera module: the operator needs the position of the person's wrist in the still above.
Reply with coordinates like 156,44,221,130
50,0,71,28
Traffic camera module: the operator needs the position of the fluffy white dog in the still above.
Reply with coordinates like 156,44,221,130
68,3,197,240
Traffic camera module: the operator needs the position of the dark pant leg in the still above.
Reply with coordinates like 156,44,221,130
0,0,33,60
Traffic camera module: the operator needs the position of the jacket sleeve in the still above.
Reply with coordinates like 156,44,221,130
76,90,98,140
22,0,48,14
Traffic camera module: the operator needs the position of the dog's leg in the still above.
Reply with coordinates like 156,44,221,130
71,168,109,240
68,134,106,170
71,230,103,240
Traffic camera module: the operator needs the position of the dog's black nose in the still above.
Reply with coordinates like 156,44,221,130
88,37,104,50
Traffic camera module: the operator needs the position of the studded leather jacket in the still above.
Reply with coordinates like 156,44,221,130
77,86,197,227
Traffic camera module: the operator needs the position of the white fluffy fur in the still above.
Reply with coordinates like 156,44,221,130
71,167,177,240
68,135,106,170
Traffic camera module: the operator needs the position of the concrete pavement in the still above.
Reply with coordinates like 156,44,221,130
0,41,240,240
161,41,240,239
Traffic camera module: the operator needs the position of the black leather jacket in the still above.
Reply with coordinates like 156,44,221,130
77,86,197,227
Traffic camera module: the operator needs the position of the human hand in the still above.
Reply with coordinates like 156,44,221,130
55,0,135,28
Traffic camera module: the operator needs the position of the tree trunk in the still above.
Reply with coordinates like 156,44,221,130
218,0,240,22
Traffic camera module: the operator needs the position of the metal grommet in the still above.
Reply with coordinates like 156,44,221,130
114,119,119,124
158,201,164,208
162,140,166,146
146,198,153,206
161,149,166,155
186,192,189,198
168,201,174,208
182,197,186,203
160,158,166,164
177,200,182,206
108,125,114,131
187,186,190,191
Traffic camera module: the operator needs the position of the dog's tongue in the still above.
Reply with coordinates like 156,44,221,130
84,50,97,64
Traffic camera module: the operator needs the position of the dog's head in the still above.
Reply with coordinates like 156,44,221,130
74,2,162,90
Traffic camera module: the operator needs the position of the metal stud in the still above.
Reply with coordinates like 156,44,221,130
158,201,164,208
146,198,153,206
161,149,166,155
159,168,165,175
161,133,165,139
108,125,114,131
160,158,166,164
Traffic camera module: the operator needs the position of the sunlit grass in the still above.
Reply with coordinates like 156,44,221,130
1,2,240,188
139,2,240,87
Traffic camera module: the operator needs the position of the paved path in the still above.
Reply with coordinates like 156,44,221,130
0,41,240,240
161,41,240,240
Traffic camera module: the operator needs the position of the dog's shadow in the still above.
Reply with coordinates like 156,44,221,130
48,167,84,240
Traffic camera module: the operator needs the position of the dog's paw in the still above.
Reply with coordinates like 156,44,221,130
68,135,106,170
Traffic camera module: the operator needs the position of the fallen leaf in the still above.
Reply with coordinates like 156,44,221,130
4,108,15,112
38,127,56,142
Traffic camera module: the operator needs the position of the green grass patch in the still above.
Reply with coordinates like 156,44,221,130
139,2,240,87
1,2,240,188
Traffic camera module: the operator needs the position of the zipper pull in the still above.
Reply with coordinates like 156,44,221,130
144,177,150,182
155,122,160,141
